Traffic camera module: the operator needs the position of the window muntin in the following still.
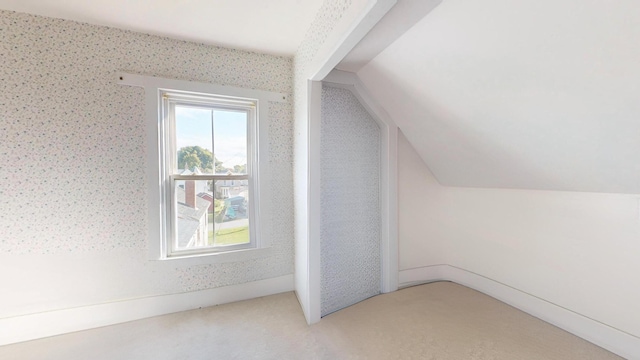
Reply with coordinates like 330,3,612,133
161,90,257,257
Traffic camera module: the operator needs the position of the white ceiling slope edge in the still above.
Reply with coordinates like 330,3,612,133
0,0,323,55
337,0,443,73
357,0,640,194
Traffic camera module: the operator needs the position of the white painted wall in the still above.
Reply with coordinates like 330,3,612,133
397,131,640,339
397,131,446,270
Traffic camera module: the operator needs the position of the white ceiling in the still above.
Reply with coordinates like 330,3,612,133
0,0,323,55
358,0,640,194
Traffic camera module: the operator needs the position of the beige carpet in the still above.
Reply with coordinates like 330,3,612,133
0,282,622,359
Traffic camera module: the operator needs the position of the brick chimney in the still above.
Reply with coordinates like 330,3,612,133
185,180,197,208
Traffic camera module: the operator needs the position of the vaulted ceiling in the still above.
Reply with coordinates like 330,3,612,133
353,0,640,194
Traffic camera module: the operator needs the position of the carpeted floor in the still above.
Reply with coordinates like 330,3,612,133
0,282,622,359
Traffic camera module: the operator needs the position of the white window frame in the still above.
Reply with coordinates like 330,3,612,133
118,73,287,265
162,91,257,257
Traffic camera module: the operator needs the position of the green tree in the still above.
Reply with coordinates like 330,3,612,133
177,146,219,171
181,153,201,170
233,164,247,174
214,158,226,173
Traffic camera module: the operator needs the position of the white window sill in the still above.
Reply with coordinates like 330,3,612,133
152,246,273,266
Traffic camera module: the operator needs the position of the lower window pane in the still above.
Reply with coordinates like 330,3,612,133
174,178,250,252
175,179,212,250
212,179,250,247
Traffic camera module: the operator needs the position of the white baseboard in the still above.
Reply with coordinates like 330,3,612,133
399,265,640,359
0,274,294,347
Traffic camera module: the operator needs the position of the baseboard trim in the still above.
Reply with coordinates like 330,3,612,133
0,274,294,347
399,265,640,359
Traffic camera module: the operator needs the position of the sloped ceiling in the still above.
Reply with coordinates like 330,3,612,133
357,0,640,194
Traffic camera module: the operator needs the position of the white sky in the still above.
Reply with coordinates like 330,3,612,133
175,106,248,168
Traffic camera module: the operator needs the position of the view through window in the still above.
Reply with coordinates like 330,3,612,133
163,92,256,256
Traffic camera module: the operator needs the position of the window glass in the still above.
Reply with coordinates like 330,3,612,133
173,179,211,250
212,179,250,247
163,92,255,257
175,106,214,175
213,109,248,175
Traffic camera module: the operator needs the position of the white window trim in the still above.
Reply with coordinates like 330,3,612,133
162,91,257,257
118,73,287,265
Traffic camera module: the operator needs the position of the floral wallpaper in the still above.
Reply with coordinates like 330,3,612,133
291,0,355,304
320,85,381,316
0,9,294,315
294,0,353,121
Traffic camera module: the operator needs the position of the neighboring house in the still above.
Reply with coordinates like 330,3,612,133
175,168,209,195
176,181,211,249
197,192,215,214
215,170,249,199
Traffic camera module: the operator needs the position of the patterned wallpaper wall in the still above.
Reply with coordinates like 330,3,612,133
292,0,354,305
0,10,294,316
320,85,380,316
294,0,353,80
293,0,353,126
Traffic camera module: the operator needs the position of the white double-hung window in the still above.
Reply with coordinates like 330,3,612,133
162,90,257,257
118,73,283,262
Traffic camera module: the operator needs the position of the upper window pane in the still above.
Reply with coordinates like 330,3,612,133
175,106,215,174
213,110,248,175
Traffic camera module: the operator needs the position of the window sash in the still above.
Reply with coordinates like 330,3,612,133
171,175,249,181
164,102,252,177
167,175,254,257
161,91,258,259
